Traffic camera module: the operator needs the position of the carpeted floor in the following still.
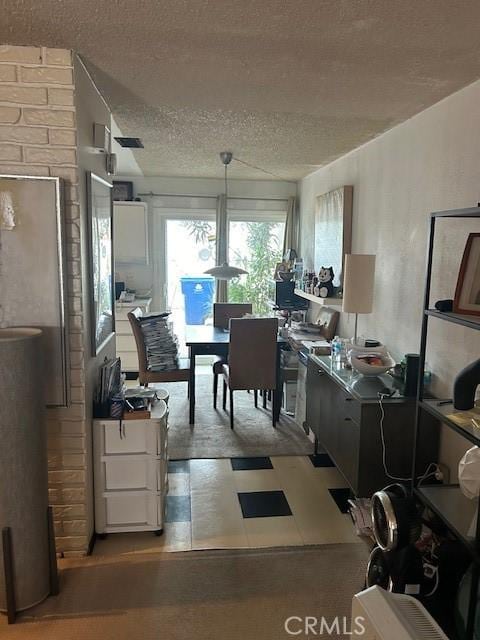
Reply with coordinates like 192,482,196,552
164,375,314,459
1,544,369,640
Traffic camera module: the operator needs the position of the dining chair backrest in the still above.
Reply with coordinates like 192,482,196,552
228,317,278,390
213,303,253,330
128,307,190,384
128,307,148,375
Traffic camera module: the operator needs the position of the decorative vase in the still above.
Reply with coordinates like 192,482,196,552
454,359,480,411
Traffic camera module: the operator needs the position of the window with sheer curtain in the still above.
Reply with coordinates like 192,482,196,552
227,198,287,314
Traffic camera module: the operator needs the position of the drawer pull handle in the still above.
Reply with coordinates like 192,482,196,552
344,417,352,422
345,397,352,402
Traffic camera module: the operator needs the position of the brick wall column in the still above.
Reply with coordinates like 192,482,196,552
0,44,89,556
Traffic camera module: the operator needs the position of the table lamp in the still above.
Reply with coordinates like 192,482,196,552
342,254,376,344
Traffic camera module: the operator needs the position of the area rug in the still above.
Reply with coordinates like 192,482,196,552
6,544,369,640
162,375,314,459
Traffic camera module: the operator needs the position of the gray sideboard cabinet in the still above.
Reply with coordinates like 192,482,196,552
306,355,439,497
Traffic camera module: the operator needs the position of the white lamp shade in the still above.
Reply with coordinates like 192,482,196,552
204,262,248,280
342,254,376,314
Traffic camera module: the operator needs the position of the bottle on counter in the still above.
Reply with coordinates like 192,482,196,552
331,336,341,360
302,269,309,292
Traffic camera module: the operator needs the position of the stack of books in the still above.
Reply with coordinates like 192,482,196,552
139,313,180,371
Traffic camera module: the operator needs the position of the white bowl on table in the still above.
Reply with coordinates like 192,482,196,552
349,346,395,377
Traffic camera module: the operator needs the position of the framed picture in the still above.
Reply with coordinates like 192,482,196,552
314,186,353,291
0,174,69,406
87,172,115,355
112,180,133,201
454,233,480,316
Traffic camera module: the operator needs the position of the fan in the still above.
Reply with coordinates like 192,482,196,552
371,484,422,552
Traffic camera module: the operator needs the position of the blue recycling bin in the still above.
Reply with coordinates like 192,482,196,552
180,276,215,325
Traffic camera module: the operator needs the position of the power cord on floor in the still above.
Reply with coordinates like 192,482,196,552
378,392,440,483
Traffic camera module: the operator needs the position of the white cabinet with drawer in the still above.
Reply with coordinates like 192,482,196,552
93,400,169,534
114,201,149,265
115,297,151,375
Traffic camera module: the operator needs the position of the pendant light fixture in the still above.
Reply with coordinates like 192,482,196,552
204,151,248,281
220,150,232,198
204,262,248,280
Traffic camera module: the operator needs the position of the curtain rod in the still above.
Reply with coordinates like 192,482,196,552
137,191,290,202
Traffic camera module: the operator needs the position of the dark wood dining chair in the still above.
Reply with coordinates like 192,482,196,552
128,307,190,388
213,303,253,330
212,302,252,408
220,317,279,429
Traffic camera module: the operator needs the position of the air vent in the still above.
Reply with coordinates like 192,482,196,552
114,137,144,148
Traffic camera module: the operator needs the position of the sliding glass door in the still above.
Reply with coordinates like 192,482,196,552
152,202,216,356
152,197,287,340
165,216,216,332
228,209,286,314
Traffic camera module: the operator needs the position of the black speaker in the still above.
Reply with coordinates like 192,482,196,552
270,281,308,309
404,353,420,397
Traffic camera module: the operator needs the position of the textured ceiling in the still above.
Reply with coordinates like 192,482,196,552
2,1,480,179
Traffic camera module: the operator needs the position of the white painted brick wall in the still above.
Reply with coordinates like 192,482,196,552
0,45,91,554
0,65,16,82
0,85,47,105
48,88,75,106
0,106,21,123
24,146,77,165
21,66,73,85
0,45,42,64
23,108,75,128
0,124,48,144
49,128,76,146
0,143,22,161
44,48,73,67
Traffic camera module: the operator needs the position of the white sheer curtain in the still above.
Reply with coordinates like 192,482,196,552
215,193,228,302
282,195,298,255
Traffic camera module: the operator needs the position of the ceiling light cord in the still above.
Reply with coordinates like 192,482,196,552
220,151,233,199
220,150,294,184
232,156,295,183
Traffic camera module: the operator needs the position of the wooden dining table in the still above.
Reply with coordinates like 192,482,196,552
184,324,285,425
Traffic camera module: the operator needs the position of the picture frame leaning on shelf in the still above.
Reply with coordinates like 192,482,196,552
454,232,480,316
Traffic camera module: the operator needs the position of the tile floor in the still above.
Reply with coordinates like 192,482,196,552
93,454,360,556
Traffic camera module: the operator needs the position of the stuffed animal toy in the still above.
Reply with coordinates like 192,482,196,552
316,266,335,298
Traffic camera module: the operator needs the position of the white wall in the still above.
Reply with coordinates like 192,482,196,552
115,174,297,200
74,56,118,548
299,78,480,478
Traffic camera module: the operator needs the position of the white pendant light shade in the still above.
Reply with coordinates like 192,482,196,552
204,262,248,280
342,254,376,314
